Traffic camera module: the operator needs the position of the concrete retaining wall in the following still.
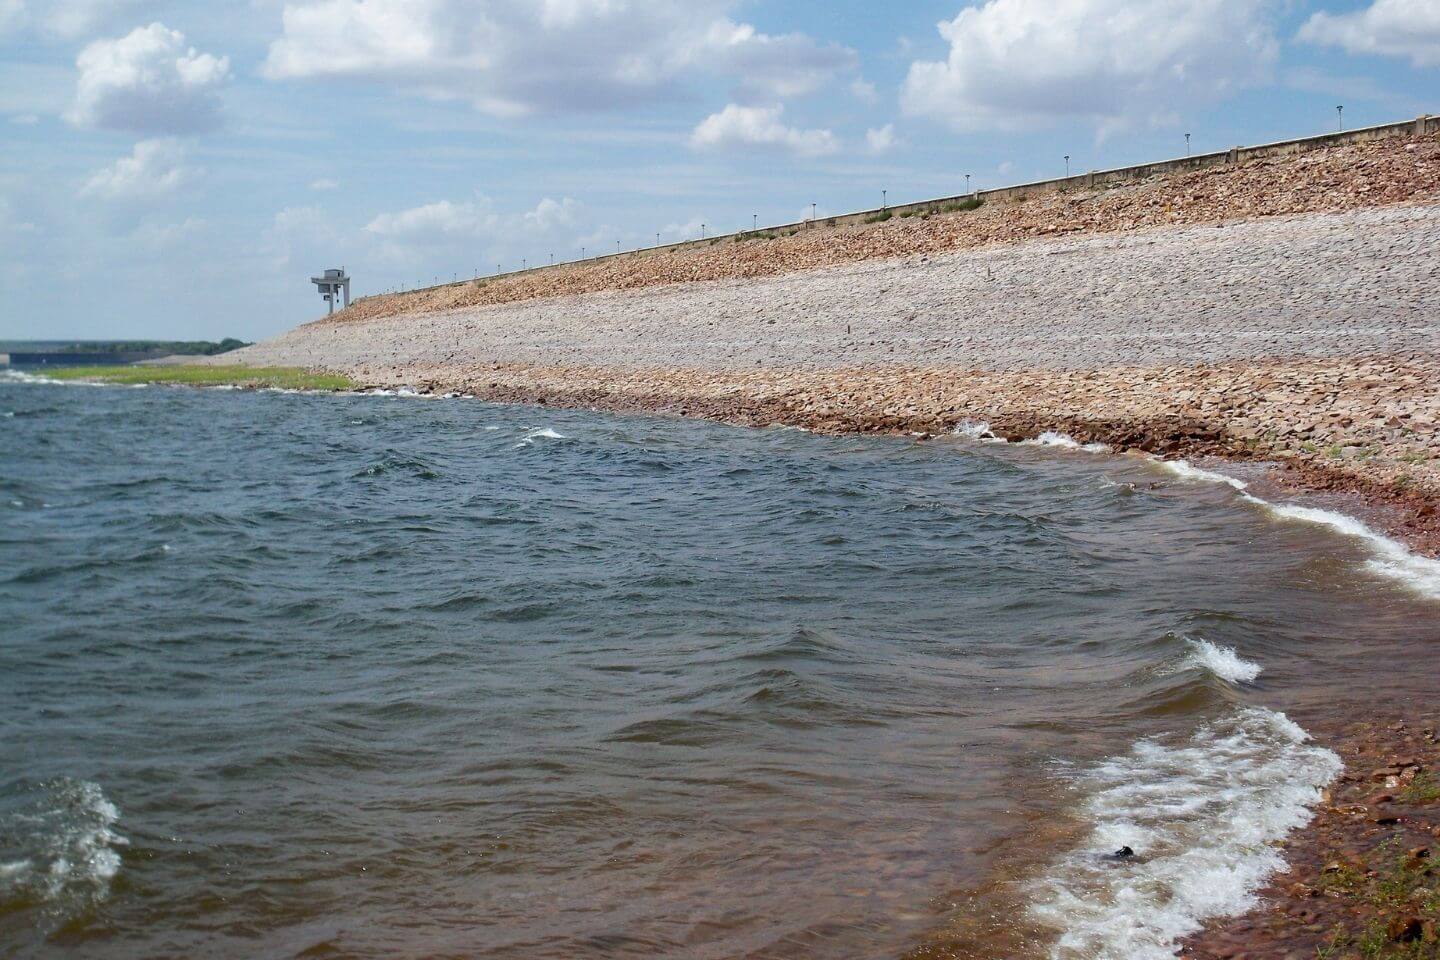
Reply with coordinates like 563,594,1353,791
382,113,1437,300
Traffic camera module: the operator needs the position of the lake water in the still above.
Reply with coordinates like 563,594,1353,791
2,374,1437,960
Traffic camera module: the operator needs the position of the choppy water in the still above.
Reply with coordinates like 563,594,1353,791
2,375,1437,960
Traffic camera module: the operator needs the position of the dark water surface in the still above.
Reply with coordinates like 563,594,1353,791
2,377,1437,960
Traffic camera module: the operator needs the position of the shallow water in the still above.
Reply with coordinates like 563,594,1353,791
1,377,1436,959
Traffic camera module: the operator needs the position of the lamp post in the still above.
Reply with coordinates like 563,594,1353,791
1337,105,1344,132
811,202,817,221
753,214,757,230
965,173,971,194
701,223,706,239
1185,132,1191,157
882,189,887,210
1064,155,1070,177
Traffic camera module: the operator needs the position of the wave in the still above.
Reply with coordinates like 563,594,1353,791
1266,503,1440,599
1156,460,1440,600
953,421,1004,442
516,427,569,447
1017,432,1112,454
1178,637,1262,684
1027,708,1340,960
0,778,127,918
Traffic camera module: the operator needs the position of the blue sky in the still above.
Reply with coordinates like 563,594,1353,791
1,0,1437,341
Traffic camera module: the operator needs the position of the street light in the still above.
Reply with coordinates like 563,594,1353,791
882,189,887,210
752,214,757,230
1185,132,1191,156
1064,155,1070,177
1338,105,1344,132
811,202,817,220
965,173,971,194
701,223,706,239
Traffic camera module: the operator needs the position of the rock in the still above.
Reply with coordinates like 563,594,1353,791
1388,915,1424,942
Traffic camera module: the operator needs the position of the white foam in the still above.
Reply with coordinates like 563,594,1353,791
0,369,61,385
1028,708,1340,960
1022,431,1082,449
1158,459,1251,492
1265,503,1440,599
526,427,567,440
954,421,1005,442
1154,458,1440,600
1017,431,1113,454
0,779,126,910
1180,637,1262,684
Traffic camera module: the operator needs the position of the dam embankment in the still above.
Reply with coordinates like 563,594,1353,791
225,199,1440,555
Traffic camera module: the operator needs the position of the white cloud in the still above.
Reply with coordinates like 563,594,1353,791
310,177,340,190
54,1,148,38
263,205,341,269
1299,0,1440,68
851,78,879,103
865,124,896,154
68,23,230,134
6,0,152,38
690,103,838,157
262,0,854,114
79,138,195,201
695,19,857,101
901,0,1278,131
364,194,582,265
9,113,39,124
0,0,23,32
0,196,37,235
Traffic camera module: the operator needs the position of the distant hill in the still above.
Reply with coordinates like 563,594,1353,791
0,339,251,367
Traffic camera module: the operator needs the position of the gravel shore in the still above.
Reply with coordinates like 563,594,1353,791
226,203,1440,554
208,131,1440,958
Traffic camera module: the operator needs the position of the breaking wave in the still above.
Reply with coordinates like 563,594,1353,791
1157,460,1440,600
0,778,126,920
1028,708,1340,960
516,427,569,447
1178,637,1263,684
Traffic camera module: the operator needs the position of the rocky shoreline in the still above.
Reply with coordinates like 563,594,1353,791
212,129,1440,957
323,356,1440,560
1181,714,1440,960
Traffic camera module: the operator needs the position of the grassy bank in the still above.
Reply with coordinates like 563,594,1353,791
45,365,355,391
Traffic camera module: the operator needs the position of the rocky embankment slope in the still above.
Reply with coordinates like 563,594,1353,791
330,131,1440,323
232,186,1440,553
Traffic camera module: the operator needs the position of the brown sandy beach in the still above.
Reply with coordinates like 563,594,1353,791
214,128,1440,957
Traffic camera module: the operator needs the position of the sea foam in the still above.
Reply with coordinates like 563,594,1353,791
1179,637,1262,684
0,779,127,915
1158,460,1440,601
1028,708,1340,960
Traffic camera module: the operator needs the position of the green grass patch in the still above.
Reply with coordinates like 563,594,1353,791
1401,771,1440,805
1316,840,1440,958
46,365,355,391
864,210,893,224
939,197,984,213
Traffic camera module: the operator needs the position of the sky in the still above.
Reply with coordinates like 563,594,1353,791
1,0,1437,342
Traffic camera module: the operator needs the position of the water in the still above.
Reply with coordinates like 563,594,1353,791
2,376,1438,959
